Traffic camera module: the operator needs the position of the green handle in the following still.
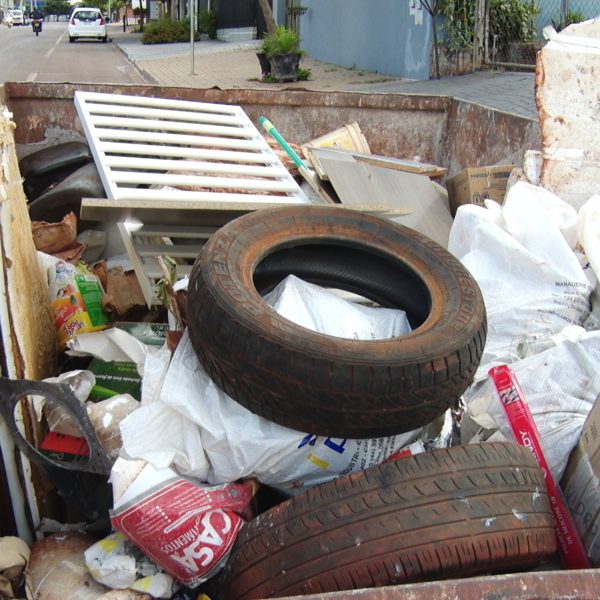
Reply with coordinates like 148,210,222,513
259,116,306,169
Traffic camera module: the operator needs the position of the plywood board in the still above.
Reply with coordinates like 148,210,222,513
0,109,56,381
307,146,447,180
0,104,57,542
317,154,453,248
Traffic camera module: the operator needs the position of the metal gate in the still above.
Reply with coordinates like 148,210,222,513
485,0,600,67
440,0,600,70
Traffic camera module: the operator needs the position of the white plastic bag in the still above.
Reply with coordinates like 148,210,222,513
120,276,423,495
449,181,593,378
462,329,600,481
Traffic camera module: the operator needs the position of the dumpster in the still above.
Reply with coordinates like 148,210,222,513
3,81,598,597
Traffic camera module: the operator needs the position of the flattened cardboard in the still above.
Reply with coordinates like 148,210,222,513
446,165,514,216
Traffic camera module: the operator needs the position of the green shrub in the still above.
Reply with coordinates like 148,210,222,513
552,9,586,30
142,17,196,44
488,0,539,56
261,25,301,57
440,0,539,54
297,66,311,81
199,9,217,38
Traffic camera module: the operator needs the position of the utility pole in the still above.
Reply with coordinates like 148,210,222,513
189,0,195,75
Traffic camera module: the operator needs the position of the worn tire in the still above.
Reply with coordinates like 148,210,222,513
187,206,486,437
209,443,556,599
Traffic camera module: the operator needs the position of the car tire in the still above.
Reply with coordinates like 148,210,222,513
102,35,107,42
209,442,557,599
187,206,487,438
69,36,75,42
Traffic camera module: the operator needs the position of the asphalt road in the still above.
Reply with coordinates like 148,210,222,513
0,21,146,85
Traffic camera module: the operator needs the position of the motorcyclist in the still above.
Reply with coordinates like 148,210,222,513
30,8,43,31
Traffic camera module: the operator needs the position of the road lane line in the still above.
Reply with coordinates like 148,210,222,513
26,72,37,82
55,34,64,46
44,46,55,59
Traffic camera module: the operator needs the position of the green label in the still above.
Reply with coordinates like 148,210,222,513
75,274,110,326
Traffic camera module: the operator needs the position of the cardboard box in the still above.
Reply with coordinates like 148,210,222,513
446,165,514,216
561,393,600,566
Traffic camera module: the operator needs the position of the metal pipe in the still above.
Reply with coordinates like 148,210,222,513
190,0,195,75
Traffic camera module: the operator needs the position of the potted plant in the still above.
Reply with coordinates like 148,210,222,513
260,25,303,82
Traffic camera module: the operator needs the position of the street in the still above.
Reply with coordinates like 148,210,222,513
0,21,147,85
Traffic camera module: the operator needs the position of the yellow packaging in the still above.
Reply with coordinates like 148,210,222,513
49,260,110,349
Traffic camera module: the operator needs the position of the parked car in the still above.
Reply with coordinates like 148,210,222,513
68,7,107,43
9,9,24,25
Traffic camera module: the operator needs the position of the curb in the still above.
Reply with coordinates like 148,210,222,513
110,37,159,85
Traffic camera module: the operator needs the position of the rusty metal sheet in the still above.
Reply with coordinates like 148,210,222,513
441,98,541,177
281,569,600,599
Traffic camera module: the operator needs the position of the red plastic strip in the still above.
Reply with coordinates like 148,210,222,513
489,364,591,569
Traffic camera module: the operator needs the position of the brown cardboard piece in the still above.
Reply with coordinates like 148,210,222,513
561,393,600,566
446,165,514,216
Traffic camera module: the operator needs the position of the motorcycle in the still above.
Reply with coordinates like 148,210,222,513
32,18,42,35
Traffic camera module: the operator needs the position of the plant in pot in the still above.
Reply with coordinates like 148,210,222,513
260,25,303,82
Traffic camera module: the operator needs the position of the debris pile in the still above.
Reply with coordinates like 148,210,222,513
1,17,600,600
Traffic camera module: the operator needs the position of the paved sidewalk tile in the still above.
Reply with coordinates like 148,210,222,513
109,24,538,120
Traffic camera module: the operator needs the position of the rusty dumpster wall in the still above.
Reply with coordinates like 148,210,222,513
3,82,540,175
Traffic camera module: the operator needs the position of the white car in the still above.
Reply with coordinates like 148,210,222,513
68,7,107,43
9,9,24,25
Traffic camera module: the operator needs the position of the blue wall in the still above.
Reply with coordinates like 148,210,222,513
297,0,432,80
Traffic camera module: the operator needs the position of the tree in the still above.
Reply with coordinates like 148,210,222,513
257,0,276,36
43,0,72,15
419,0,443,79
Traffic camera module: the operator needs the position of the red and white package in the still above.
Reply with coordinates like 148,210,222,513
111,466,257,587
489,364,591,569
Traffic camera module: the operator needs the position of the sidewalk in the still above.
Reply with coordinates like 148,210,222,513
108,24,538,120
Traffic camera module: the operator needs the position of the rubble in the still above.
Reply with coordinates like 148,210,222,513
2,21,600,598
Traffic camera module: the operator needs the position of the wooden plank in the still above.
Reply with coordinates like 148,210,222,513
353,153,447,178
80,198,411,226
105,156,286,178
134,243,204,258
317,156,453,248
110,171,299,193
99,142,280,164
80,92,241,114
86,102,246,125
135,224,217,238
89,116,252,139
114,188,305,203
93,128,265,150
0,103,57,540
310,146,447,178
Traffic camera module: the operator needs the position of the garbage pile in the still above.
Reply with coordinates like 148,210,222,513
2,17,600,600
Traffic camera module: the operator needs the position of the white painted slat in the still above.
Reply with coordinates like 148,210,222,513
75,91,309,306
116,188,306,203
134,225,216,238
135,243,204,258
85,102,246,126
79,92,240,115
99,142,280,164
90,116,251,139
105,156,287,178
116,223,156,305
94,128,265,150
143,264,194,279
111,171,299,192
